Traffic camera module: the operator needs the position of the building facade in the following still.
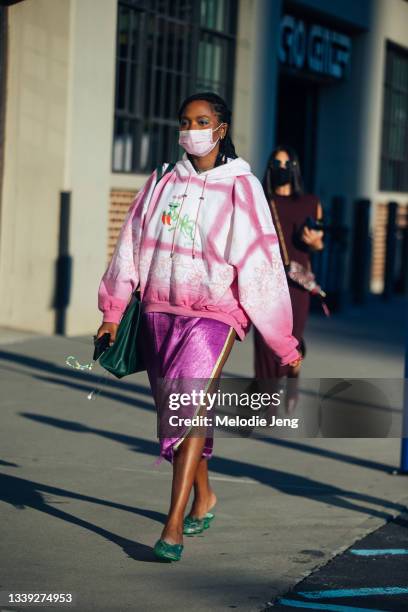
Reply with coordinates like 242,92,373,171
0,0,407,334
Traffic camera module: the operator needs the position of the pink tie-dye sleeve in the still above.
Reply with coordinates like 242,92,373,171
98,171,156,323
228,175,299,365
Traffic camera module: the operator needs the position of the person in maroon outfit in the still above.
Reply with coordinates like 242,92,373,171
254,146,324,403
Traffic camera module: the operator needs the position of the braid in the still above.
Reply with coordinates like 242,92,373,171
220,134,237,160
178,92,238,164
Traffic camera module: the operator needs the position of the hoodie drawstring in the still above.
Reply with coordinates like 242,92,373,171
170,173,207,259
170,173,192,258
192,176,207,259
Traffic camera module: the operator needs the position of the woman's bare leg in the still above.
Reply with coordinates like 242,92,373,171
187,329,236,520
160,329,236,544
161,434,206,544
188,458,217,518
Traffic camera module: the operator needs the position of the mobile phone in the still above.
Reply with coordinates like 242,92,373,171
93,333,111,361
305,216,325,231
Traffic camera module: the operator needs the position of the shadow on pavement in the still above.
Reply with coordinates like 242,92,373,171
0,350,152,398
0,471,165,562
0,348,398,474
0,459,19,467
255,438,395,474
20,413,408,521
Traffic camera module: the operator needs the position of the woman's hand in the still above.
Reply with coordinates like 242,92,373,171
288,352,303,369
301,226,324,250
302,202,324,250
96,322,119,346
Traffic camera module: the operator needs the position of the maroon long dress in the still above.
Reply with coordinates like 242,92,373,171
254,193,320,379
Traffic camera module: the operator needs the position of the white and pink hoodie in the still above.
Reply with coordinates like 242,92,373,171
98,156,299,365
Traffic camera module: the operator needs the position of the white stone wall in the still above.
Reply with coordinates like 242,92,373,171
0,0,71,332
63,0,117,335
0,0,118,335
233,0,282,178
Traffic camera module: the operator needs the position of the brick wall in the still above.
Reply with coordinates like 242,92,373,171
107,189,137,261
371,202,408,292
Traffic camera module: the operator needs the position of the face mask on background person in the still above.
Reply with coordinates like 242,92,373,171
178,124,223,157
271,165,292,186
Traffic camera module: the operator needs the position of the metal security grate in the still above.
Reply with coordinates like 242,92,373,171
380,42,408,192
112,0,237,174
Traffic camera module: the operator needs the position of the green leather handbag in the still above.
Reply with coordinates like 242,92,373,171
99,290,144,378
98,163,175,379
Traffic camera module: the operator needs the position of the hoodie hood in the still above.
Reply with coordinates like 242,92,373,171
175,154,252,181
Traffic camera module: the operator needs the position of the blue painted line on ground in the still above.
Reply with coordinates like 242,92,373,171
298,586,408,599
350,549,408,556
277,598,386,611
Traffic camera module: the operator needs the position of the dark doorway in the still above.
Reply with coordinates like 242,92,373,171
276,74,318,193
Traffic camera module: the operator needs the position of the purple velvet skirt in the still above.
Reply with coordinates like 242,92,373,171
141,312,234,463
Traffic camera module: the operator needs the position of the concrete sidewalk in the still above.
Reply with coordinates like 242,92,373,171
0,296,407,611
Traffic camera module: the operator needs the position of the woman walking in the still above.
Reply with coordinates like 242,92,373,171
254,146,324,404
96,93,300,561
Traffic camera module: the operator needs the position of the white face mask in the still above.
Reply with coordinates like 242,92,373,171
178,124,223,157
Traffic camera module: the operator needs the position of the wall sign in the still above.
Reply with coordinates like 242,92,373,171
279,14,352,79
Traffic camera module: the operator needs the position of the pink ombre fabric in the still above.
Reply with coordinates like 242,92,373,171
98,156,298,365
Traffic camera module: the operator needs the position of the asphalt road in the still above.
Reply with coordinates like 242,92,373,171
271,513,408,611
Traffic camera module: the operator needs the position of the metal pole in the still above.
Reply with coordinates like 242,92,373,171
328,195,348,312
396,224,408,295
400,299,408,473
350,199,371,304
54,191,72,335
383,201,397,301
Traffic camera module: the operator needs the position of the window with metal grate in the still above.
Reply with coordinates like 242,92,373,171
380,42,408,193
112,0,237,174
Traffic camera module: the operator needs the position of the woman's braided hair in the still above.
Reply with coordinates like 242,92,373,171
178,92,238,165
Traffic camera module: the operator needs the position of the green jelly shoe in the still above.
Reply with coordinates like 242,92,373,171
153,539,184,562
183,512,215,535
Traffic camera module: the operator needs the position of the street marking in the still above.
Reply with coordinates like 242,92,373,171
350,549,408,556
277,599,385,611
299,587,408,599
